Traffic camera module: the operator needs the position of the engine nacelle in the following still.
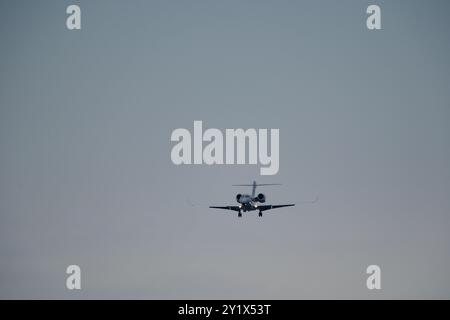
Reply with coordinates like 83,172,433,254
256,193,266,203
236,194,242,202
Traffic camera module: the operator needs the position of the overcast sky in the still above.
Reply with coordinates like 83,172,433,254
1,0,450,299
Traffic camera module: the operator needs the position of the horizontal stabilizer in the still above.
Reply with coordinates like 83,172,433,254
232,183,281,186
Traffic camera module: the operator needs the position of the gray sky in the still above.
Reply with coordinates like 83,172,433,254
1,0,450,299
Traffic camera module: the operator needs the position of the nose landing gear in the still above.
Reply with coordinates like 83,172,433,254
258,210,262,217
238,210,242,218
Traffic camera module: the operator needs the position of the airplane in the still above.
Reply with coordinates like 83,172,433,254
209,181,296,217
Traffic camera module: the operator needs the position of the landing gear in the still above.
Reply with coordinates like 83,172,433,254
238,210,242,218
258,210,262,217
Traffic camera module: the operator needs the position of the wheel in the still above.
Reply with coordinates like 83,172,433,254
258,211,262,217
238,211,242,218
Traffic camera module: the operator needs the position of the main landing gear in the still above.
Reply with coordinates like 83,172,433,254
238,210,242,218
258,210,263,217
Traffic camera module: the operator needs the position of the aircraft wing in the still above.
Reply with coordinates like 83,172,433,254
209,206,241,212
258,204,295,212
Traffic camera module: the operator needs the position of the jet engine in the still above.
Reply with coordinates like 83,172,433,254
256,193,266,203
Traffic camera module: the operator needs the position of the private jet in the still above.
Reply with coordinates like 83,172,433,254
209,181,296,217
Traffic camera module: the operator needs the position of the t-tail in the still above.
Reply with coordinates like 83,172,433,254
232,180,281,197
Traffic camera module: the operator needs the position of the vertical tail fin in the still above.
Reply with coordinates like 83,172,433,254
232,181,281,197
